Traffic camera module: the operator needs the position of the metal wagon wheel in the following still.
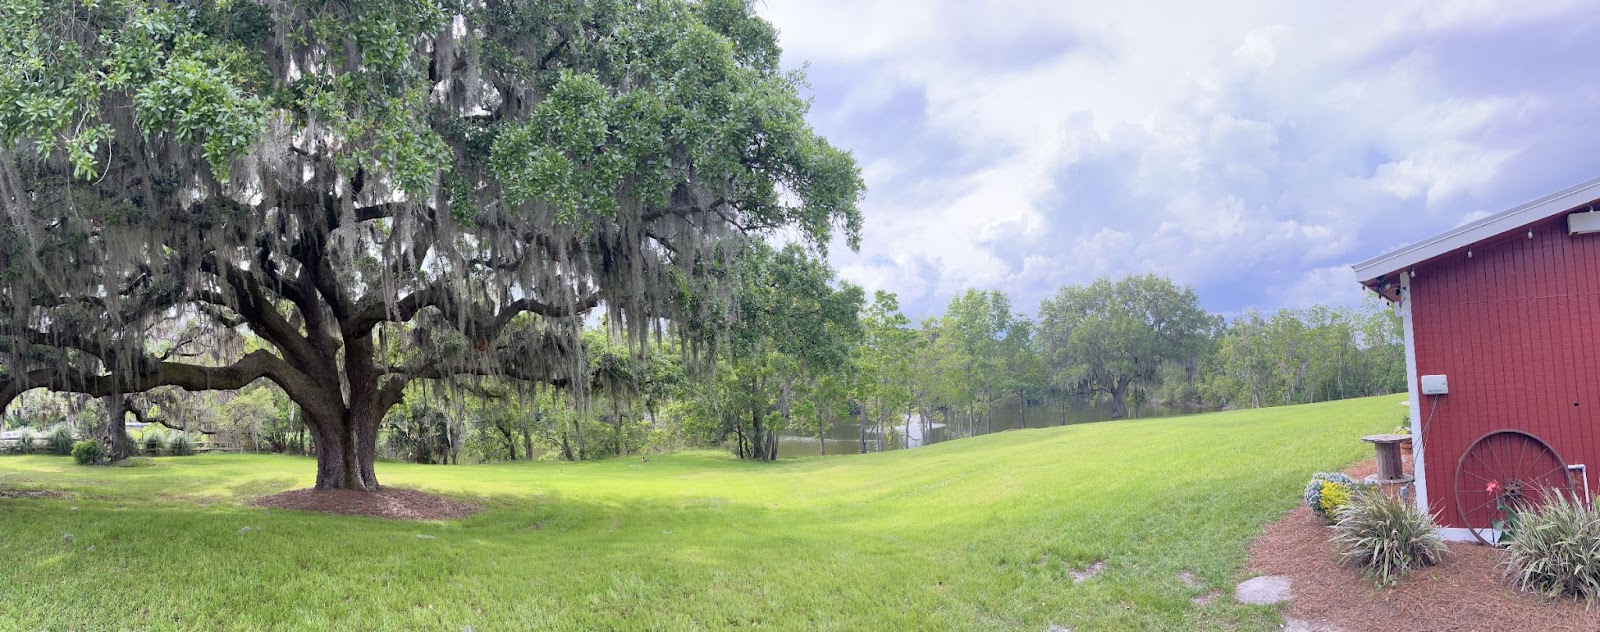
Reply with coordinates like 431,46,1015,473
1454,429,1573,545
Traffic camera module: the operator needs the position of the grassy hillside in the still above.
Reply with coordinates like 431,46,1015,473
0,396,1401,630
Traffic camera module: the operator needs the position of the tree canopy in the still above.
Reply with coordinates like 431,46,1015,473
1037,275,1215,419
0,0,862,488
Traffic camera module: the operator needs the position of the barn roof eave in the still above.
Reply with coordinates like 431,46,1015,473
1351,175,1600,287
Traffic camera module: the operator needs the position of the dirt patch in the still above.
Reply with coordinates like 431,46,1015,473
1070,560,1105,584
0,488,70,499
254,488,479,520
1247,458,1600,631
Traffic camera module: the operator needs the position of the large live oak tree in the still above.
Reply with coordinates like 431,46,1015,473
0,0,861,489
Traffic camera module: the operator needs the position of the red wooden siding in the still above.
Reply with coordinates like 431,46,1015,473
1411,215,1600,528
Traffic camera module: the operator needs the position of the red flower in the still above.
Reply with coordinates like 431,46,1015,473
1486,480,1502,495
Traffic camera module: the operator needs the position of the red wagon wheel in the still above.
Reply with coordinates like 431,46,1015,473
1454,429,1573,545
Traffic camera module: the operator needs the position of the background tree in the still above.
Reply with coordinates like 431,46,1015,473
722,244,863,460
995,314,1043,428
938,290,1010,436
1037,275,1213,419
855,291,916,451
0,0,861,487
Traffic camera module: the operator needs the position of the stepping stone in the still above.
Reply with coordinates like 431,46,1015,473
1283,618,1341,631
1235,575,1292,605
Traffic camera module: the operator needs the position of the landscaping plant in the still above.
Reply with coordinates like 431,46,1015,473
141,430,168,456
1332,490,1446,586
5,428,34,455
71,439,105,466
1305,472,1360,523
47,425,75,456
1502,493,1600,603
169,434,196,457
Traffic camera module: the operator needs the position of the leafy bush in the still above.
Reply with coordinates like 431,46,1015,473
5,428,35,454
1332,491,1445,586
169,433,196,456
1503,494,1600,603
141,429,168,456
71,439,105,466
47,425,75,456
1305,472,1359,523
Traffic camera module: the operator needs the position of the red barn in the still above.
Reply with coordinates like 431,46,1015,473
1354,177,1600,543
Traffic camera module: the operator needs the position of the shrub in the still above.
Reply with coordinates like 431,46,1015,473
1319,481,1352,516
1332,490,1445,586
1503,494,1600,603
1305,472,1359,523
169,433,195,456
47,425,75,456
141,429,168,456
6,428,35,455
71,439,105,466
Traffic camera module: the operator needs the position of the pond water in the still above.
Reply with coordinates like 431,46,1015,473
775,400,1203,459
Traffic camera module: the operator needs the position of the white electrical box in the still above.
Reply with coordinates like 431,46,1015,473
1420,374,1449,395
1571,211,1600,235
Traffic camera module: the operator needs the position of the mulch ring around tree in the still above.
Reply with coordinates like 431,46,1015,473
254,488,480,520
1246,459,1600,632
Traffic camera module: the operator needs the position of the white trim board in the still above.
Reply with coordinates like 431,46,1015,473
1353,176,1600,283
1439,527,1499,545
1401,275,1428,517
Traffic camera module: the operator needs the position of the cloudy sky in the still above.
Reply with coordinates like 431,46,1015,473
757,1,1600,319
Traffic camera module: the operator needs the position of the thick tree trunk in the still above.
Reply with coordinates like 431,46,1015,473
1109,380,1130,420
521,420,534,462
102,395,128,462
309,416,378,491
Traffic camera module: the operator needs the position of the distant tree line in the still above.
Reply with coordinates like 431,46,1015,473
2,264,1404,463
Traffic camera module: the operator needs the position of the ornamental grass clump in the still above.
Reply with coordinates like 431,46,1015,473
6,428,35,454
1332,490,1446,587
169,434,196,457
141,429,168,456
1502,494,1600,603
47,425,75,456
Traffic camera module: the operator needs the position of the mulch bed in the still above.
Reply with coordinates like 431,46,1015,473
254,488,479,520
1247,459,1600,631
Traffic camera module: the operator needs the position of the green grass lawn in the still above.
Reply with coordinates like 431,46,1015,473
0,396,1400,631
